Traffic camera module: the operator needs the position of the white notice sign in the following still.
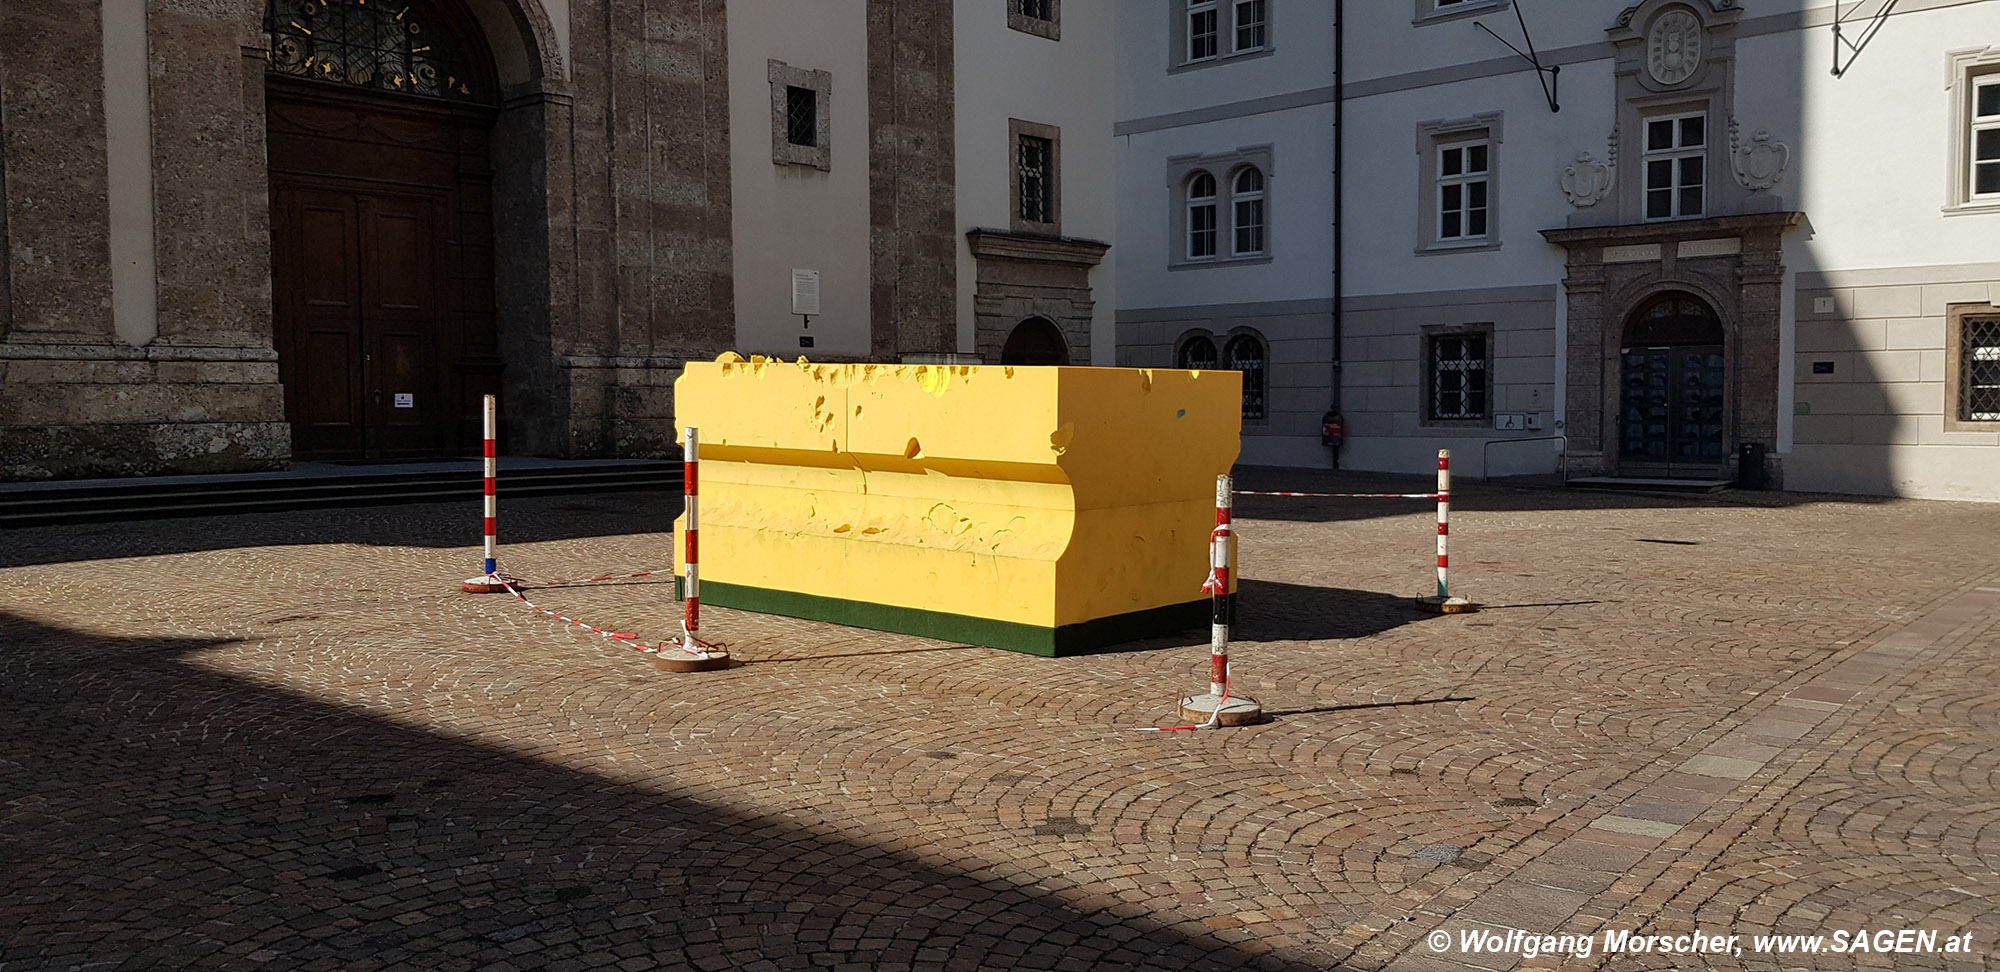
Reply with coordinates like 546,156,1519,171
791,269,821,317
394,393,414,408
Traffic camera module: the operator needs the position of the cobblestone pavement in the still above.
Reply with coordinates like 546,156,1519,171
2,471,1998,971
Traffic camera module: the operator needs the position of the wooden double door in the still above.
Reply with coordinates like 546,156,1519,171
269,80,499,460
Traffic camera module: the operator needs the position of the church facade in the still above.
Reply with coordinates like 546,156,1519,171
0,0,1116,478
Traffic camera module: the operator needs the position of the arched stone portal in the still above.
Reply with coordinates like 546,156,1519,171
265,0,507,458
999,317,1072,366
1617,292,1727,476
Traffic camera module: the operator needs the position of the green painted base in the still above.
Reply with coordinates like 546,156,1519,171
677,578,1206,656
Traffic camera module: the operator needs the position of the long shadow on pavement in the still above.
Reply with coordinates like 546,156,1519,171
0,611,1323,972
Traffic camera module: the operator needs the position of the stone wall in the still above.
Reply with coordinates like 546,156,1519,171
867,0,957,359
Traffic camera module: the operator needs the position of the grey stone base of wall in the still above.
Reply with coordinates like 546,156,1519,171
550,355,692,460
0,344,290,481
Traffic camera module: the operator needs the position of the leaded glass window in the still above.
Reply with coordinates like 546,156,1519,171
267,0,481,101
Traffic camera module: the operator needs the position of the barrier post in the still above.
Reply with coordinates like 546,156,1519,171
462,395,513,593
1177,474,1262,726
1417,449,1474,613
659,426,731,672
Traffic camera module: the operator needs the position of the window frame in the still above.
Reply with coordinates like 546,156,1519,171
1176,333,1220,371
1414,0,1508,27
1642,110,1708,221
1946,303,2000,431
1948,48,2000,213
1186,170,1219,261
1166,147,1275,270
769,60,832,171
1232,0,1267,54
1009,118,1062,234
1007,0,1060,41
1170,0,1275,72
1423,325,1494,426
1415,113,1502,254
1434,140,1490,244
1224,332,1269,421
1231,166,1266,256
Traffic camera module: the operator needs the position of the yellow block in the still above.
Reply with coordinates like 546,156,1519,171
673,355,1240,655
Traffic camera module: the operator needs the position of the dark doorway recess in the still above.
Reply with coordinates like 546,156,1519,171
999,316,1072,366
1619,292,1726,478
266,6,500,461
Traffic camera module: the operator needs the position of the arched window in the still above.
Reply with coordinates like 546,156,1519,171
266,0,487,102
1177,335,1218,371
1000,317,1071,366
1224,333,1266,419
1232,167,1265,255
1186,171,1218,260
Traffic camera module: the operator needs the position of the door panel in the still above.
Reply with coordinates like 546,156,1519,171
276,189,366,458
1620,344,1726,476
360,195,441,457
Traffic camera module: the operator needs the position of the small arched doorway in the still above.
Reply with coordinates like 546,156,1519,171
1618,292,1727,476
999,317,1072,366
266,0,501,459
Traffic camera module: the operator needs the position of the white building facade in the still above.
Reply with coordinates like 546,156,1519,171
1114,0,1340,467
1117,0,2000,502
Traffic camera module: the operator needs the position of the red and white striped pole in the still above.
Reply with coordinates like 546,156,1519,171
1417,448,1472,613
1176,473,1261,727
1436,449,1450,600
462,394,511,593
659,425,729,671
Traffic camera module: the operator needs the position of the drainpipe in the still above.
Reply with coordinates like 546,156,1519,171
1328,0,1346,468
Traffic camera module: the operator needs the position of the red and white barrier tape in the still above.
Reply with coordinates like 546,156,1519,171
489,576,716,657
1233,489,1441,499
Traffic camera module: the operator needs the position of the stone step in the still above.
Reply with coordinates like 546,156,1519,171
1566,475,1734,493
0,460,681,529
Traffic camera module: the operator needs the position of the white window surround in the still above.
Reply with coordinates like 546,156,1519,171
1642,111,1707,220
1414,0,1507,27
1947,47,2000,213
1415,112,1502,254
1169,0,1275,72
1167,146,1275,270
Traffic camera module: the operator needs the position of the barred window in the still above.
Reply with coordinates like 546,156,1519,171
785,86,817,147
1428,333,1489,420
1018,0,1053,20
1018,135,1053,224
1177,335,1218,370
1225,334,1267,420
1963,317,2000,421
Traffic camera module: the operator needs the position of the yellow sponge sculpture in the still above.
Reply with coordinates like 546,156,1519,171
673,355,1241,656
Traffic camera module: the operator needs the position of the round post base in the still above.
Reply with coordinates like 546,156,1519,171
462,575,518,594
1178,693,1264,727
656,650,732,673
1415,595,1476,614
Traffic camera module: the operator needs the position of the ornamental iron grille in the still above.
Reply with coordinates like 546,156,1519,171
1964,317,2000,421
1018,136,1053,224
1429,334,1487,420
1224,334,1266,420
267,0,482,101
1177,336,1218,371
1018,0,1053,21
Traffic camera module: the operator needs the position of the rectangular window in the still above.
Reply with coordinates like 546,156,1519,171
1018,135,1053,225
1188,0,1218,61
1963,316,2000,421
1189,200,1217,259
1437,141,1490,241
1643,113,1706,219
1018,0,1052,21
1974,76,2000,198
785,86,817,147
1008,0,1059,39
1233,0,1266,52
1428,333,1489,420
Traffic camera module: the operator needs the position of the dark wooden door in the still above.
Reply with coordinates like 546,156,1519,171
1619,345,1727,475
273,184,446,459
268,79,496,461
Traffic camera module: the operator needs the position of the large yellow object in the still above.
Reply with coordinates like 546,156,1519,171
673,355,1240,655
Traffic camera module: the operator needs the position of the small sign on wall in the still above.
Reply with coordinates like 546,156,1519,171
394,393,414,408
791,269,821,317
